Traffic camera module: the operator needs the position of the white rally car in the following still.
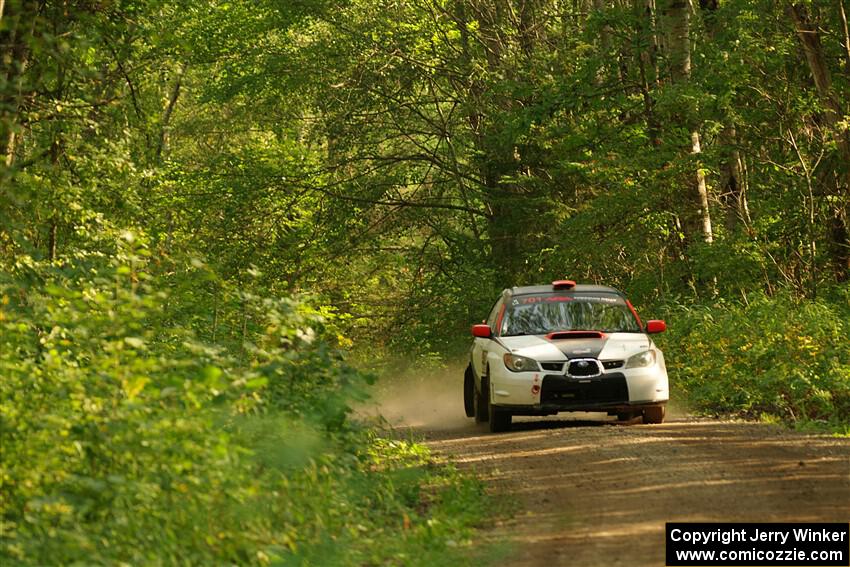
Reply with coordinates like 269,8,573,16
463,280,669,432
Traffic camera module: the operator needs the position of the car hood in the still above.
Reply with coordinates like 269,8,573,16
499,333,651,361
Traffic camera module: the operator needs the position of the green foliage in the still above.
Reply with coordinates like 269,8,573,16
659,290,850,428
0,240,488,565
2,0,850,560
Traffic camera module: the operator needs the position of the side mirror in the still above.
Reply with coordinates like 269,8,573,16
471,324,492,338
646,320,666,334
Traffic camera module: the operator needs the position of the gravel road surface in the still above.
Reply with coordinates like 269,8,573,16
424,417,850,566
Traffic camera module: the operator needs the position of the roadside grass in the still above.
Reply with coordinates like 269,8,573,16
346,359,516,566
376,425,518,566
789,419,850,437
278,431,501,567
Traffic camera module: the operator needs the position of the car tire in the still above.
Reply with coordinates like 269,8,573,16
464,365,475,418
488,401,512,433
643,404,666,424
474,376,489,423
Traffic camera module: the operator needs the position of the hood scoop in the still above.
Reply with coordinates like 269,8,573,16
546,331,605,340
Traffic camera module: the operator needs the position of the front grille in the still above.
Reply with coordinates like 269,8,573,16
568,359,601,377
541,362,565,372
540,374,629,406
602,360,624,370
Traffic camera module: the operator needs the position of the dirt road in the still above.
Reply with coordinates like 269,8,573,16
424,416,850,566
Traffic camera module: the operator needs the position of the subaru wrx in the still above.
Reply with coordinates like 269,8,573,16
463,280,669,432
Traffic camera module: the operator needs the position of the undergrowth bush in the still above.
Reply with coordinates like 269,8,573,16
659,289,850,428
0,234,488,565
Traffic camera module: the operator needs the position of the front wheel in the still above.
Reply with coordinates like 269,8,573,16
463,365,475,418
642,404,666,424
488,401,512,433
474,377,489,423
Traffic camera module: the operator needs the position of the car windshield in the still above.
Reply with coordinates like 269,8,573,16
501,294,641,336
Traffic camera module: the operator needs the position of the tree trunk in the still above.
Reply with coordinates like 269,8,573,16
516,0,539,59
46,133,62,261
1,1,41,166
155,61,188,162
664,0,715,245
788,3,850,280
718,125,750,231
691,131,713,243
787,4,850,162
830,209,849,282
699,2,750,232
645,0,661,85
839,0,850,76
593,0,611,84
635,0,660,145
665,0,690,82
47,216,57,261
463,0,523,288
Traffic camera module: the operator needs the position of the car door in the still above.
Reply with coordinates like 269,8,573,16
472,295,504,383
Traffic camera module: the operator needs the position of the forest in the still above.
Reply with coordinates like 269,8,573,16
1,0,848,564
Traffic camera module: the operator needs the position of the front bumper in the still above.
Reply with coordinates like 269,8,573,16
489,363,668,412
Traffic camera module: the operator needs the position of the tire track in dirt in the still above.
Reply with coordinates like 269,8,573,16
424,417,850,567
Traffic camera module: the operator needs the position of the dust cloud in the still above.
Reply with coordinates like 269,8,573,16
665,397,690,420
355,359,690,430
358,361,474,431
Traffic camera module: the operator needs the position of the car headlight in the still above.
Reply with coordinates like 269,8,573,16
625,349,656,369
503,353,539,372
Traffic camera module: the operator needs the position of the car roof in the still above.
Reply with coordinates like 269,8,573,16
508,284,625,297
